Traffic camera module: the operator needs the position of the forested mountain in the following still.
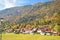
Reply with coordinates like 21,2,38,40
0,0,60,25
0,0,60,33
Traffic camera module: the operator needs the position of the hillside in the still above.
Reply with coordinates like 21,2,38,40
0,0,60,24
0,2,53,22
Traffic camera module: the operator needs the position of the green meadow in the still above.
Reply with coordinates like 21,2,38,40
2,33,60,40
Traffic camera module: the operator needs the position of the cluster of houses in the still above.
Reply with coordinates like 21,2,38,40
0,18,60,36
2,26,60,36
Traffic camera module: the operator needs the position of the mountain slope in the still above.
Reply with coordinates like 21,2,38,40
0,1,60,24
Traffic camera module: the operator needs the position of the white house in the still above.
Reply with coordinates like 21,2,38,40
0,18,4,22
37,28,45,35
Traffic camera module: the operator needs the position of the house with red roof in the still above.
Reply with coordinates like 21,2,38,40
45,27,51,35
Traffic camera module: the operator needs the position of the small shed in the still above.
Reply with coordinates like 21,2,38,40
53,32,59,36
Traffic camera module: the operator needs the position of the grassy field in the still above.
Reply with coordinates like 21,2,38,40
2,33,60,40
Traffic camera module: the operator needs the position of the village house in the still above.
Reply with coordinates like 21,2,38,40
22,27,33,34
6,27,14,33
37,28,45,35
14,27,20,34
32,28,37,32
29,28,38,34
37,25,52,36
45,27,51,36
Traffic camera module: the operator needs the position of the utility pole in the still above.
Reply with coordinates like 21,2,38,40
0,18,4,40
